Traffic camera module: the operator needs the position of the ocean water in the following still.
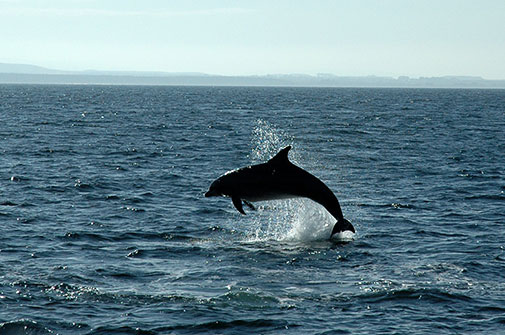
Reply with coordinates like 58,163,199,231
0,85,504,334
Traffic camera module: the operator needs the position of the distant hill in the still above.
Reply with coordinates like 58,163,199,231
1,62,504,88
0,63,68,75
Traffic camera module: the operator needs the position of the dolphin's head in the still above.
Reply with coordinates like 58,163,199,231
331,218,355,237
205,176,229,197
205,169,239,198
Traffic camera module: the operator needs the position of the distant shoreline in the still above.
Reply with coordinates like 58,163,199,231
2,73,505,89
1,63,504,88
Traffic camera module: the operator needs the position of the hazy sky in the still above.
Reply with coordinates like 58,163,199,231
1,0,504,78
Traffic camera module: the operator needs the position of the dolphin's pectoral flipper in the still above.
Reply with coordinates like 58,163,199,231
243,200,256,211
232,196,246,214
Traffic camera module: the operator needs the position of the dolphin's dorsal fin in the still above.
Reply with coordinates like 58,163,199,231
267,146,291,165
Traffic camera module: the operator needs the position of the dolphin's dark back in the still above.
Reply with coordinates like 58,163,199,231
228,146,345,222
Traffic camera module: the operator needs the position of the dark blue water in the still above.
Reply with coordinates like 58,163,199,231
1,85,504,334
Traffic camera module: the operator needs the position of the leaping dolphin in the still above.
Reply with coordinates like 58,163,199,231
205,146,355,238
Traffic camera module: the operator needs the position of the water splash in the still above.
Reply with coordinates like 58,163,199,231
245,120,352,242
250,119,295,163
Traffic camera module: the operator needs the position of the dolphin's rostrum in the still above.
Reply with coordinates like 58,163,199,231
205,146,355,238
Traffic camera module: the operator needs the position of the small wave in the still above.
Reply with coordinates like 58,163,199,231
62,231,114,242
15,217,36,224
74,179,92,189
45,282,101,301
414,230,467,238
9,175,27,182
357,202,413,209
61,231,195,243
205,225,242,238
116,231,196,243
122,205,146,212
0,201,17,206
74,178,121,192
41,280,195,307
464,194,505,201
457,169,501,180
360,287,472,304
126,248,143,258
212,289,280,308
90,325,156,335
43,185,66,193
0,319,54,335
478,305,505,313
106,194,120,200
159,319,293,334
125,196,145,204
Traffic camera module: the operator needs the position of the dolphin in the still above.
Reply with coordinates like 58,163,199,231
205,146,355,238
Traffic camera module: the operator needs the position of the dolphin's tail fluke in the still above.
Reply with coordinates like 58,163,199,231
330,218,355,237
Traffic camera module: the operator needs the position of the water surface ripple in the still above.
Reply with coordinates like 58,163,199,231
1,85,504,334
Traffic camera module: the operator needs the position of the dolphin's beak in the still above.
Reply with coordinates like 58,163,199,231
205,190,216,197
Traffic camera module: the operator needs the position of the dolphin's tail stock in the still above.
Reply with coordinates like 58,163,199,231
330,218,355,238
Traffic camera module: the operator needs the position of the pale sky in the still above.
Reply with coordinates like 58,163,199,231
1,0,504,79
